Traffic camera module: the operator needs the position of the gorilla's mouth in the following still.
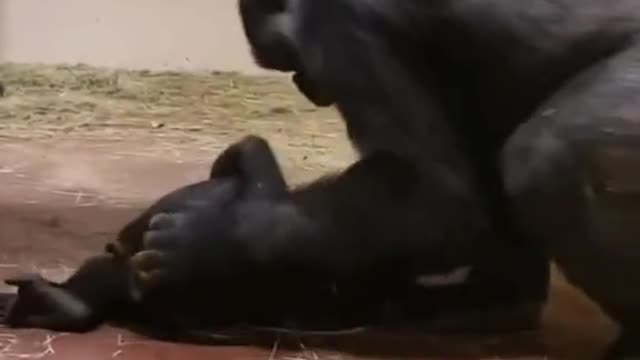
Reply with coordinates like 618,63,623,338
292,72,335,107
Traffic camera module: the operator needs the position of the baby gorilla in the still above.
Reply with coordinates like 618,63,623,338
1,256,294,344
1,147,372,339
2,177,252,339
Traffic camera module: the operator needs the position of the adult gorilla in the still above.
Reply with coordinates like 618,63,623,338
119,1,640,357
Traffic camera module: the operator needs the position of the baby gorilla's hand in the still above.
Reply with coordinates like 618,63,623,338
2,273,93,331
2,273,46,326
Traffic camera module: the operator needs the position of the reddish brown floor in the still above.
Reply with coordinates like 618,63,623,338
0,139,618,360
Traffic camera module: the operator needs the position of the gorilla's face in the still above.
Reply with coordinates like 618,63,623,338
238,0,335,107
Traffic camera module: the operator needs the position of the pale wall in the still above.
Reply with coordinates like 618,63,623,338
0,0,270,74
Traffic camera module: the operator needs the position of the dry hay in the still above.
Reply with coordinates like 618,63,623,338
0,63,344,146
0,62,356,179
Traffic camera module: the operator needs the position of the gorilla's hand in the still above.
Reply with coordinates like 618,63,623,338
127,205,233,301
128,193,304,302
127,135,293,301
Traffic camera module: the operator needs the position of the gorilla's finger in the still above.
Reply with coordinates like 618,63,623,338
129,268,170,302
130,250,169,272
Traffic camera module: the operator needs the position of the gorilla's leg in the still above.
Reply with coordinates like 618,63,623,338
502,40,640,359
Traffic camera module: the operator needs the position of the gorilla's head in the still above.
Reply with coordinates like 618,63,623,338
237,0,335,107
238,0,299,72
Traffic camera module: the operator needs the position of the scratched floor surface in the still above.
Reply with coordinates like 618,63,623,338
0,139,619,360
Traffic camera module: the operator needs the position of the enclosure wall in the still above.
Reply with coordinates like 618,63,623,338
0,0,267,74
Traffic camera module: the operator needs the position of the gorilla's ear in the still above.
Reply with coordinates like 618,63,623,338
209,136,288,200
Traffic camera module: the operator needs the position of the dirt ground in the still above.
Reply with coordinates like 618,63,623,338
0,63,620,359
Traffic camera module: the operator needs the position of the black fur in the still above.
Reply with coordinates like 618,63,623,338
3,177,250,337
114,0,640,357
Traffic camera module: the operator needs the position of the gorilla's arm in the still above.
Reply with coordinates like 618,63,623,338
254,2,490,274
264,153,489,276
132,136,490,288
132,0,492,302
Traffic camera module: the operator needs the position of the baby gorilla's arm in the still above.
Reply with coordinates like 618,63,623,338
3,255,132,332
3,274,97,332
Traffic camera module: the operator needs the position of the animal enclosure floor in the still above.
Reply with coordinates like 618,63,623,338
0,64,620,359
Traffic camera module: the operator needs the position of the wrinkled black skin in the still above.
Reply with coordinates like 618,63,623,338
132,0,640,357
